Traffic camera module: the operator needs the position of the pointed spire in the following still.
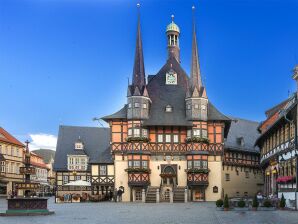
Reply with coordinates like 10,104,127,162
132,3,146,90
190,5,203,90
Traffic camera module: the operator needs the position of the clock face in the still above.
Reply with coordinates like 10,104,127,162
166,71,177,85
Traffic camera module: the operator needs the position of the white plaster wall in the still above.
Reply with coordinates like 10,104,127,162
205,156,222,201
114,155,129,201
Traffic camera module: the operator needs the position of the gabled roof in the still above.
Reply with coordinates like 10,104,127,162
53,126,112,172
0,127,24,147
144,57,192,126
31,149,55,164
225,117,260,153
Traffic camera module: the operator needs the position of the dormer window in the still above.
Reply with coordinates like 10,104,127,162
75,137,84,150
201,105,206,110
165,105,173,112
194,104,199,109
237,137,245,146
134,103,140,108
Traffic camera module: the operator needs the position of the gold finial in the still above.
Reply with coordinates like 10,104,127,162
171,14,174,22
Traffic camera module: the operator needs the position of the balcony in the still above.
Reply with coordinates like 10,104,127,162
128,173,150,186
187,173,208,186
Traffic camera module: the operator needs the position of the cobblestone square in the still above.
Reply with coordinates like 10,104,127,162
1,198,298,224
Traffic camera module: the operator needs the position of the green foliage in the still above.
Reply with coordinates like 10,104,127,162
187,168,209,174
126,137,150,142
263,199,272,208
223,194,229,208
237,199,246,208
252,195,259,208
280,193,286,208
216,199,223,207
185,137,210,144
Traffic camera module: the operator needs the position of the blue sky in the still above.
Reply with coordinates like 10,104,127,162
0,0,298,149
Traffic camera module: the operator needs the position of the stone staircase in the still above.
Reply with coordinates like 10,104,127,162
173,187,185,203
145,186,159,203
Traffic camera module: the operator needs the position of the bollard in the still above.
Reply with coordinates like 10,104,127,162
170,190,173,203
142,189,146,203
184,188,188,203
156,188,160,203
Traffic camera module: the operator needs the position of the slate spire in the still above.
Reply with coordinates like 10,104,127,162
190,6,203,91
132,4,146,91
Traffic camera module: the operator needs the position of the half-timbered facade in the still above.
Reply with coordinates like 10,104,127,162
101,11,231,202
53,126,113,201
255,65,298,208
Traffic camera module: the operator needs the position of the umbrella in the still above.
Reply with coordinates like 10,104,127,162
65,180,91,187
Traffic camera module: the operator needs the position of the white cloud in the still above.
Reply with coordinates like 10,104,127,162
29,134,57,151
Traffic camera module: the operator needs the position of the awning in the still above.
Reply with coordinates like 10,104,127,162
65,180,91,187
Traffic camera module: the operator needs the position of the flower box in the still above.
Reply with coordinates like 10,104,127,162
126,137,150,142
125,168,151,173
185,137,210,144
186,168,209,174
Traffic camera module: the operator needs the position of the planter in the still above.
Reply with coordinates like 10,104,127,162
126,137,150,142
185,137,210,144
258,207,276,211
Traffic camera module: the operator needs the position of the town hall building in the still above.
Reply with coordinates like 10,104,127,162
53,8,263,202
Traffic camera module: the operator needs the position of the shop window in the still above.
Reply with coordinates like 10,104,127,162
225,173,230,181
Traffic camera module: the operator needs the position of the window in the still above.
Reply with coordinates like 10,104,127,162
143,103,147,109
194,104,199,109
63,176,69,185
201,161,208,169
201,130,207,138
187,104,191,110
128,103,132,108
128,129,132,136
142,161,148,168
187,130,191,138
128,161,133,167
201,105,206,110
75,142,84,150
225,173,230,181
100,165,107,175
86,176,91,183
193,129,200,137
173,135,179,143
158,134,163,143
134,128,140,137
75,175,81,180
133,161,141,168
165,135,171,143
142,129,148,137
1,161,5,173
165,105,173,112
67,156,88,171
134,103,140,108
135,190,142,201
187,161,192,169
193,160,201,168
245,171,249,178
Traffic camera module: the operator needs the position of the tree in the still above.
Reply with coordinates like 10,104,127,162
280,193,286,208
223,194,229,209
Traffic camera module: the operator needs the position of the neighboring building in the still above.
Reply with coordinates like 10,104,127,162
32,149,56,191
53,126,112,200
222,118,263,198
255,65,298,208
29,152,50,194
0,127,25,196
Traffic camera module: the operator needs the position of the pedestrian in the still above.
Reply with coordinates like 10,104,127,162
117,188,123,202
114,188,118,202
109,190,113,201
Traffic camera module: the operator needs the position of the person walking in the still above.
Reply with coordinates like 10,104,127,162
117,188,123,202
113,188,118,202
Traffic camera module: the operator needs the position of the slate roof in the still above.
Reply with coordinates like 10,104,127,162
53,126,112,172
32,149,55,164
0,127,25,147
225,117,260,153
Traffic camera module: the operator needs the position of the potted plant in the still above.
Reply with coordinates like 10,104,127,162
238,199,246,208
279,193,286,210
252,195,259,211
216,199,223,210
223,194,229,211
